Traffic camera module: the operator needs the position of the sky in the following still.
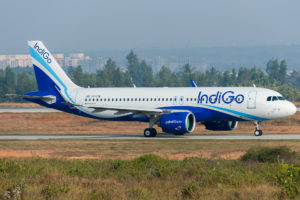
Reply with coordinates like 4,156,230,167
0,0,300,54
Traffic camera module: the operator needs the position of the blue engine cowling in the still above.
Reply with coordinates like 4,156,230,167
160,112,196,135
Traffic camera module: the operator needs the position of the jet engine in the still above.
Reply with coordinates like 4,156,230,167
160,112,196,135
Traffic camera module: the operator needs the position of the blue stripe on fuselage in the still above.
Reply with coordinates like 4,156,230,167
201,104,268,121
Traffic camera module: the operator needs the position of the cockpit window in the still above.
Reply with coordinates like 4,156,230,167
272,96,278,101
267,96,285,102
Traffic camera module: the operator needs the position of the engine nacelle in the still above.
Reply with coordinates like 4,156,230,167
203,121,238,131
160,112,196,135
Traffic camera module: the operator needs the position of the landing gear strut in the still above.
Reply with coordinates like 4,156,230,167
144,128,157,137
143,115,159,137
253,121,263,136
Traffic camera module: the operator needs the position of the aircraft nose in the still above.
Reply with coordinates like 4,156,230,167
287,102,297,116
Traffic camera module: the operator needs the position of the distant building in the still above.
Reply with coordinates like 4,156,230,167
0,53,90,70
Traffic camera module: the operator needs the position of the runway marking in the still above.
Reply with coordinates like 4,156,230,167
1,134,300,140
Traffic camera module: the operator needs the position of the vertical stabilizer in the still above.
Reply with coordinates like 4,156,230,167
28,41,79,103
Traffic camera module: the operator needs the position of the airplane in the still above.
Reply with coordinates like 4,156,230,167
13,41,298,137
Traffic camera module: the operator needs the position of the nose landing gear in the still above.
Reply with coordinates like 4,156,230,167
253,121,263,136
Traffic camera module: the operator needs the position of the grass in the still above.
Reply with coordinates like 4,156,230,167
241,146,297,163
0,147,300,200
1,140,300,160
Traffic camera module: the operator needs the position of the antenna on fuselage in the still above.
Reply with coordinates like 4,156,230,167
253,84,256,88
130,77,136,88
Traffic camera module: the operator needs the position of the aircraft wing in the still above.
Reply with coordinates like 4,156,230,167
83,105,173,116
65,102,189,117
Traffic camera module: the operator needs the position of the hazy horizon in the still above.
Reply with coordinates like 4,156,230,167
0,0,300,54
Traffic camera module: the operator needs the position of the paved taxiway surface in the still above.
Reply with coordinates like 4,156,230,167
0,107,58,113
0,134,300,140
0,106,299,113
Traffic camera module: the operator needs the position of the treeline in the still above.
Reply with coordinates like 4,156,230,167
1,50,300,102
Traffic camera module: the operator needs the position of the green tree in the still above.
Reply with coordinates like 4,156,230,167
156,66,172,86
16,72,35,95
69,66,84,86
96,58,132,87
279,60,287,84
4,66,16,95
266,59,280,83
179,64,196,86
126,51,154,87
127,50,140,85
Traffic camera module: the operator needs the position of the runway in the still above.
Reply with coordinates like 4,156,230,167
1,134,300,140
0,107,59,113
0,106,299,113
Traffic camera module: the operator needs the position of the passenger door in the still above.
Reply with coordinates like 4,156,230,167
247,91,257,109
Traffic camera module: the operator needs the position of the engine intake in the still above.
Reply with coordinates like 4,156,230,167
203,121,238,131
160,112,196,135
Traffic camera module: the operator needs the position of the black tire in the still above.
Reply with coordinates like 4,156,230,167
150,128,157,137
144,128,152,137
254,130,263,136
144,128,157,137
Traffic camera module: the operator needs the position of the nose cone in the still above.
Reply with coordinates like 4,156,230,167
287,102,297,116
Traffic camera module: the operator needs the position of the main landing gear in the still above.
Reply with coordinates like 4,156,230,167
144,128,157,137
253,121,263,136
144,115,159,137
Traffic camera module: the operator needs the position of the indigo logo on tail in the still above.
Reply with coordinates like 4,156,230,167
34,43,52,63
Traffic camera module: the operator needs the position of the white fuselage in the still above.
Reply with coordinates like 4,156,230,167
69,87,297,122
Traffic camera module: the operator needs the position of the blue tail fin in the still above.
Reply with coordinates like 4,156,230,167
28,41,79,103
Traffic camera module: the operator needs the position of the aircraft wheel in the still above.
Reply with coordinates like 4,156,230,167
144,128,157,137
150,128,157,137
254,130,263,136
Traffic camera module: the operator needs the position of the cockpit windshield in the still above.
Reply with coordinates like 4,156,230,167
272,96,278,101
266,96,285,101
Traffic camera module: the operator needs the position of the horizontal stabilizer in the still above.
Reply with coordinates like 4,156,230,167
6,94,56,104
